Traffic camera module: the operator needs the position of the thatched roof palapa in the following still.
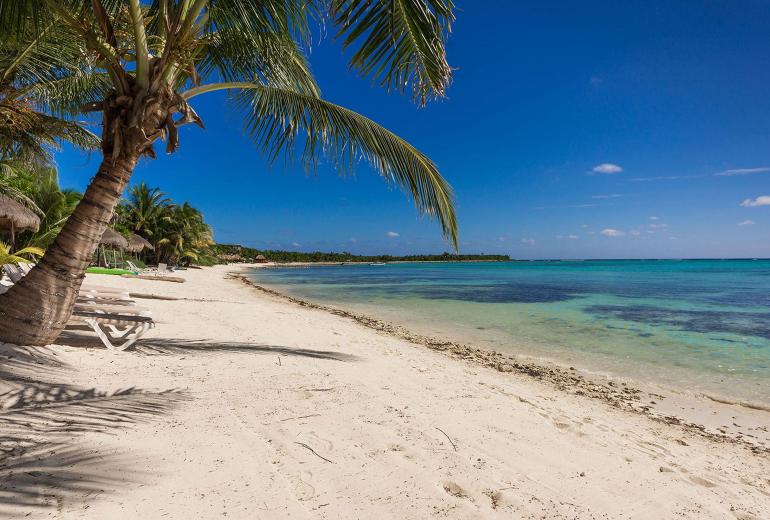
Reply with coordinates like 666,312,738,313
99,228,129,250
0,194,40,233
127,233,154,253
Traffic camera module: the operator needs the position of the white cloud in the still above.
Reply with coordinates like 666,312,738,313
498,236,506,242
740,196,770,208
715,167,770,176
601,228,624,237
738,220,756,226
590,76,604,85
349,237,357,243
591,163,623,175
567,234,579,240
386,231,400,238
649,223,668,230
649,216,660,220
630,230,641,236
591,194,622,199
291,242,301,247
520,238,536,246
581,224,589,228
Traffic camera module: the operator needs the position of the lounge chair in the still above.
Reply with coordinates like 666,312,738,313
72,283,154,350
125,260,153,274
1,264,25,283
79,283,132,302
70,306,154,351
0,265,155,350
73,281,155,350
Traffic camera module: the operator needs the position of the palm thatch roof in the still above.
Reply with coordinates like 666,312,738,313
127,233,153,253
99,228,129,250
0,194,40,233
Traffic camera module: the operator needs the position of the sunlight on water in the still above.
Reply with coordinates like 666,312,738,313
248,260,770,403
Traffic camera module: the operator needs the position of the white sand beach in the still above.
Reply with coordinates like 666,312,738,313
1,265,769,519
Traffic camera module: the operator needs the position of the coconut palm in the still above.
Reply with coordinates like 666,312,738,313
153,202,214,265
117,181,172,240
0,0,458,346
117,186,214,265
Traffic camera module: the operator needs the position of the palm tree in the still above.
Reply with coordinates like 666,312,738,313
0,0,458,346
117,186,214,265
118,182,172,240
154,202,214,265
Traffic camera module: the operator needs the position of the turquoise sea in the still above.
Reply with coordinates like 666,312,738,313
247,260,770,403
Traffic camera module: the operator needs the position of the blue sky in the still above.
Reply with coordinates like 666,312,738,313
58,1,770,259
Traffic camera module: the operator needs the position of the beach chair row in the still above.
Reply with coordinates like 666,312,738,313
1,263,155,351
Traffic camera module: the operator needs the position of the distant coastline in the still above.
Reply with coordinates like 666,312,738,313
213,243,770,265
212,244,510,264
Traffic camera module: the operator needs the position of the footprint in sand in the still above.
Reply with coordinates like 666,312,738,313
288,472,316,501
483,490,503,510
689,476,717,488
442,481,469,499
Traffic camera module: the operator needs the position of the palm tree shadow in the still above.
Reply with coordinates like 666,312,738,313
57,329,358,362
0,342,189,517
0,342,67,384
0,442,137,514
137,338,359,362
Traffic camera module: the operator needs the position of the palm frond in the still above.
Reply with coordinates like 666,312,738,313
205,0,318,45
21,71,112,118
185,82,456,246
0,101,99,162
197,27,320,96
331,0,455,105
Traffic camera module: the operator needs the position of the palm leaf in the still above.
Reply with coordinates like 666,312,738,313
184,82,457,246
331,0,455,105
197,26,320,96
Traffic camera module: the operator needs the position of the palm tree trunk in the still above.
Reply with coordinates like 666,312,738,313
0,152,139,346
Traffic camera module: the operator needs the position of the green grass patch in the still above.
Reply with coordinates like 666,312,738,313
86,267,135,275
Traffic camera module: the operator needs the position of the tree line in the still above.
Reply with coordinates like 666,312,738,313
212,245,510,263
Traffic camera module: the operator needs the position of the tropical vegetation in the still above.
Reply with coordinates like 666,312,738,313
116,182,215,266
0,241,44,265
0,0,458,346
3,165,83,250
212,245,510,264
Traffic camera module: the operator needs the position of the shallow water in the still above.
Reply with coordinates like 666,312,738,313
247,260,770,403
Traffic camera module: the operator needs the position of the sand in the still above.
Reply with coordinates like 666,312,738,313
1,264,768,519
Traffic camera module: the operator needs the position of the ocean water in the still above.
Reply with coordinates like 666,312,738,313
247,260,770,403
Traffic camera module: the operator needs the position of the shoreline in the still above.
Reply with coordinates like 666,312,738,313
232,270,770,455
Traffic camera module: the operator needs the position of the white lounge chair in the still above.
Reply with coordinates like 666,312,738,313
125,260,153,274
0,266,155,350
1,264,25,283
79,283,132,302
72,283,154,350
70,306,154,351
